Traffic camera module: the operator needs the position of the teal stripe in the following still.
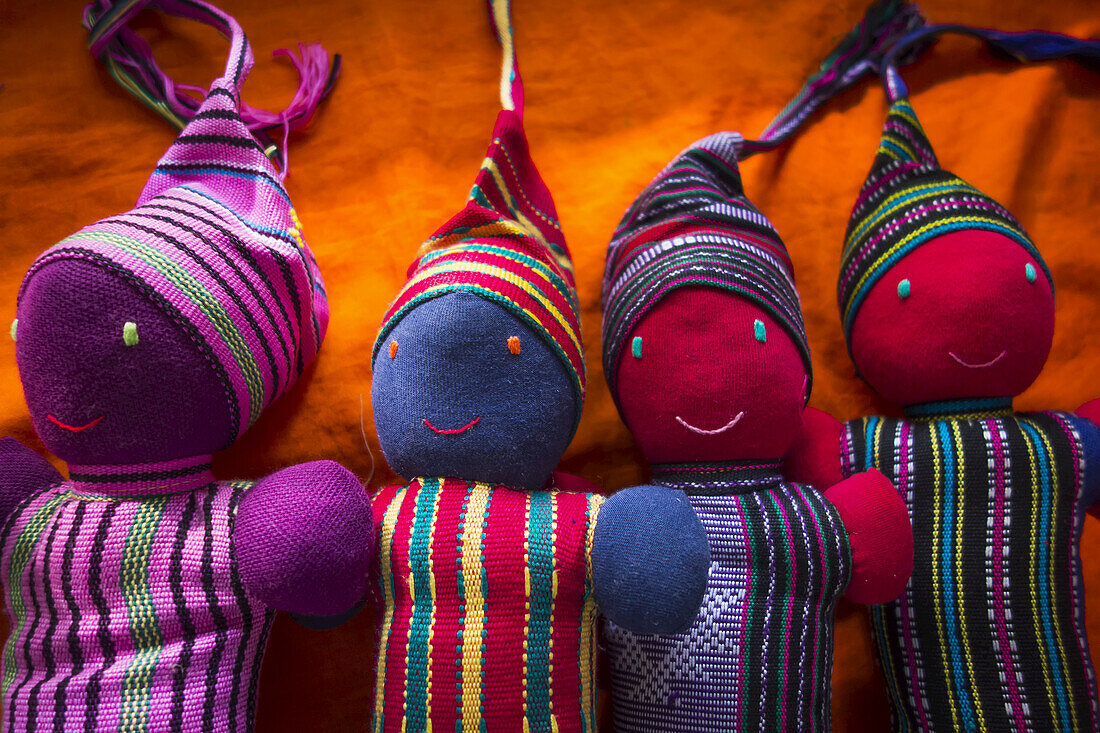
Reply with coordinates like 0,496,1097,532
936,423,977,728
1019,421,1072,725
525,492,555,730
406,478,441,730
119,496,171,732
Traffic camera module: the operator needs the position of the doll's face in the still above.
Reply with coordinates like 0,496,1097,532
15,259,234,464
614,287,807,464
849,230,1054,406
371,291,576,490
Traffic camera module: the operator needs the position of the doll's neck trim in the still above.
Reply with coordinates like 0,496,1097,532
902,397,1014,420
67,455,216,496
650,460,784,496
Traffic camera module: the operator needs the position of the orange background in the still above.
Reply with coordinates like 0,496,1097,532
1,1,1098,730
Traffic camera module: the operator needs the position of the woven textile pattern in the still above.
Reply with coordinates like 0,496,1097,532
19,76,329,443
841,405,1099,731
604,466,852,732
838,99,1046,343
370,478,603,732
0,461,275,732
600,133,810,401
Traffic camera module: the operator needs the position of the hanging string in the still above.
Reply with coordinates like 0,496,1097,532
738,0,926,159
82,0,340,167
487,0,524,116
880,23,1100,101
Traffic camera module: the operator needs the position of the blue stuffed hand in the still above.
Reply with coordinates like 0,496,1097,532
591,484,710,634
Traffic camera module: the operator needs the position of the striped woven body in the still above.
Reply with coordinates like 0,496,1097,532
604,466,852,732
0,462,274,732
370,478,604,732
841,403,1099,732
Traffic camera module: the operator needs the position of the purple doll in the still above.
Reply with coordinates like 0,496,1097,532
0,2,373,731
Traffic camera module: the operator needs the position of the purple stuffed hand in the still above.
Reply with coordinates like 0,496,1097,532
234,460,375,618
0,437,62,524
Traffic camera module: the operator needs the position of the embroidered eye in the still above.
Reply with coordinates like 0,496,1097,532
389,340,398,359
753,320,766,343
632,336,643,359
897,279,911,299
9,319,16,342
507,336,521,355
123,321,139,347
1025,263,1037,283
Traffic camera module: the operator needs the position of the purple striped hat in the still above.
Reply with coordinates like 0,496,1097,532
18,0,336,442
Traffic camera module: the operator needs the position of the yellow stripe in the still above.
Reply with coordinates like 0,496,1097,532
417,218,534,257
579,494,605,731
459,483,492,731
373,485,409,733
522,491,532,723
1027,418,1079,732
950,422,987,733
845,178,968,257
1021,424,1060,727
478,158,552,247
424,486,443,728
399,262,582,356
890,101,922,130
929,424,961,730
845,215,1025,322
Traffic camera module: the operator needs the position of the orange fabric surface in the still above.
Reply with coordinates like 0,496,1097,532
1,1,1098,730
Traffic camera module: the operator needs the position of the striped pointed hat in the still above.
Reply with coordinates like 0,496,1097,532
373,0,585,420
18,0,339,443
840,24,1100,345
602,0,927,402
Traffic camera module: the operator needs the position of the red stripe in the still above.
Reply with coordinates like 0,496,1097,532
425,479,467,729
548,490,589,728
481,486,530,729
382,480,418,728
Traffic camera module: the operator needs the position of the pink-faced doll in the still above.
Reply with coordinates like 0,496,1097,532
598,4,928,730
786,23,1100,732
0,2,373,730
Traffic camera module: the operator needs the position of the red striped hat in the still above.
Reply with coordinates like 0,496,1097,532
373,0,584,413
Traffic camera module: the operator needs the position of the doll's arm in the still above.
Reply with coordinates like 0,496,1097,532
590,485,710,635
234,460,375,624
824,468,913,604
0,438,63,523
785,407,846,489
1070,400,1100,511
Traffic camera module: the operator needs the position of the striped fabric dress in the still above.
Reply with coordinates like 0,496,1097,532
0,458,274,732
841,400,1100,732
604,463,852,732
370,478,604,732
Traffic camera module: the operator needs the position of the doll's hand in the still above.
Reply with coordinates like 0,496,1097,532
235,460,375,621
591,485,710,635
784,407,845,489
0,438,62,523
824,468,912,604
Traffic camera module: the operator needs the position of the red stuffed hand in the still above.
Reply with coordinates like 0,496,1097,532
785,407,845,489
824,468,913,605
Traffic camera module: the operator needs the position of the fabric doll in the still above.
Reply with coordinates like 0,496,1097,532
367,1,711,730
598,3,929,731
0,2,373,731
785,23,1100,733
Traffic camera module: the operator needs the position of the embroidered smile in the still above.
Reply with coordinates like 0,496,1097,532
47,414,104,432
948,350,1006,369
675,411,745,436
423,416,481,435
